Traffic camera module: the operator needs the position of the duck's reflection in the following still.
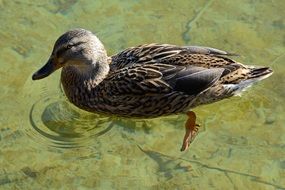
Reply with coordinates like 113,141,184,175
29,97,114,148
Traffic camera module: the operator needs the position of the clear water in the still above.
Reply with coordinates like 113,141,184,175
0,0,284,189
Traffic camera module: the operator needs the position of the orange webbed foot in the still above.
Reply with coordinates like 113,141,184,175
180,111,200,151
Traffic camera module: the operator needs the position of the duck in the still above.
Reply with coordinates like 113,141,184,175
32,28,273,151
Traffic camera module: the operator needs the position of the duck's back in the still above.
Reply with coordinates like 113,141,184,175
109,44,272,109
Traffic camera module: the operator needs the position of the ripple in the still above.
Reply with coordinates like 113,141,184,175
27,95,113,149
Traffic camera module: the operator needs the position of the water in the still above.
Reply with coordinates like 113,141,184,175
0,0,284,189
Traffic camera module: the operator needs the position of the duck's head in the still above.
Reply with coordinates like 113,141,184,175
32,28,108,80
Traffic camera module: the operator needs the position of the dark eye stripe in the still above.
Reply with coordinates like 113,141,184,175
72,41,86,47
56,41,86,57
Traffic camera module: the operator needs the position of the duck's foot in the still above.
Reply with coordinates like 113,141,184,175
180,111,200,151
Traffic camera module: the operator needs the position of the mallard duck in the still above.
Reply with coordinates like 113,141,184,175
32,29,273,151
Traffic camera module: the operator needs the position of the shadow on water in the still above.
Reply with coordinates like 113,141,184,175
28,96,114,148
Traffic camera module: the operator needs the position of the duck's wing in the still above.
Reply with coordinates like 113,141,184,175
110,44,237,70
102,63,224,96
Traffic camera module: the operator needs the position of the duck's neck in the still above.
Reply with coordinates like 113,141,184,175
75,60,110,89
61,58,110,108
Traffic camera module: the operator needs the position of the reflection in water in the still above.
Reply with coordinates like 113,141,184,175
28,96,114,148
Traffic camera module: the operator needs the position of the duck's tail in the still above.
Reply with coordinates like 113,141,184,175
229,66,273,96
247,66,273,81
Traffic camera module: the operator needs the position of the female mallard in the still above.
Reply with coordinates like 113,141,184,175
32,29,273,151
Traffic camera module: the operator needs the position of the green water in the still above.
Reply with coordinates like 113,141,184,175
0,0,284,189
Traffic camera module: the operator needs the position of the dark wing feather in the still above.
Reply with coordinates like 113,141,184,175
103,63,224,96
173,68,224,95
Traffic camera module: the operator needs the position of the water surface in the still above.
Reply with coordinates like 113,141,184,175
0,0,284,189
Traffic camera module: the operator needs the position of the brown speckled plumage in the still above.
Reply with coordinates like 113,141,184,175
33,29,273,118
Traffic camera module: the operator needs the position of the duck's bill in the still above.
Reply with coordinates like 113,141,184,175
32,59,55,80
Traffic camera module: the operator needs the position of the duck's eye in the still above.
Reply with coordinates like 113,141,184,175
66,44,72,49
